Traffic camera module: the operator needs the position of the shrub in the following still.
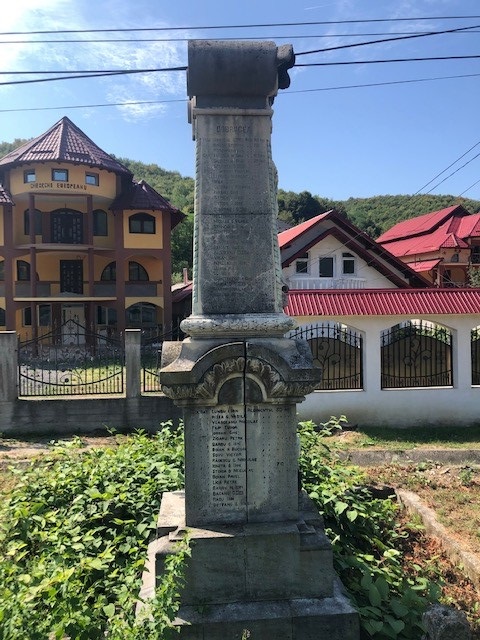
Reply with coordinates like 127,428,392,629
298,418,440,639
0,426,184,639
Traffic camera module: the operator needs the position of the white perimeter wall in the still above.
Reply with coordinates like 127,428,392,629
295,313,480,429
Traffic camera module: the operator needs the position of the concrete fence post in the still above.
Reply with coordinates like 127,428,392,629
0,331,18,402
125,329,142,399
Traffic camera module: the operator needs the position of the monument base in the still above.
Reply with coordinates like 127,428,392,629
139,491,359,639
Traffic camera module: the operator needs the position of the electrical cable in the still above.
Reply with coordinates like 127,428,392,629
295,22,480,56
413,140,480,195
297,54,480,66
2,30,480,45
2,15,480,36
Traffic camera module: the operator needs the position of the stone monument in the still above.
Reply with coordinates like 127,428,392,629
144,40,359,639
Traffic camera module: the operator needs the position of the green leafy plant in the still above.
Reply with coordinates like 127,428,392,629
0,424,185,639
298,418,440,639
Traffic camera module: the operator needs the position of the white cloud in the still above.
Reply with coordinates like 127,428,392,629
1,0,188,121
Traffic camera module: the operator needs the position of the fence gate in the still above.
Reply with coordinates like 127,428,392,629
381,320,453,389
18,319,124,397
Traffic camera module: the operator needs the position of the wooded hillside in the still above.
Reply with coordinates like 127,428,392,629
117,158,480,276
2,141,480,278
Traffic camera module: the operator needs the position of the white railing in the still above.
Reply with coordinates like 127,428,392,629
287,276,366,290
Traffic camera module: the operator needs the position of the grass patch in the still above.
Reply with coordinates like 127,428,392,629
364,461,480,556
327,424,480,451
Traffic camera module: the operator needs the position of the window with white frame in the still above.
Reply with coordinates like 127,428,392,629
295,253,309,274
342,252,355,275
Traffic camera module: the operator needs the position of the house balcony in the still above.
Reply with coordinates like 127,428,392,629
2,281,161,301
287,276,366,290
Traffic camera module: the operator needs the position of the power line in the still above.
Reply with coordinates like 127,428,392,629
2,15,480,36
423,151,480,195
2,71,479,113
287,72,480,93
295,22,480,56
2,54,480,88
2,29,480,46
0,99,186,114
0,66,187,87
414,140,480,195
297,54,480,66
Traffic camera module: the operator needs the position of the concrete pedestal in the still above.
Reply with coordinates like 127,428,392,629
140,492,359,639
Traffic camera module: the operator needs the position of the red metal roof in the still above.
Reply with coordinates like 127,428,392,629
278,212,330,248
377,205,480,257
0,116,132,175
377,205,463,243
285,288,480,316
406,259,441,273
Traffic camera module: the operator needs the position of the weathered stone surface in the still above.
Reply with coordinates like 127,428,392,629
422,604,471,640
152,492,335,605
151,39,359,639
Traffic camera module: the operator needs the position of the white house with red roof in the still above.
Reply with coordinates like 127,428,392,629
279,209,430,290
377,204,480,287
276,209,480,429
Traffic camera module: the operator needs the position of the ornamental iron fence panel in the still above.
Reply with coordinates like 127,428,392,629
288,323,363,390
381,320,452,389
141,323,182,393
18,319,124,396
472,326,480,385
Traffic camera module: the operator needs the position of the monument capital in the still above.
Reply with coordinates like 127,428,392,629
187,40,295,111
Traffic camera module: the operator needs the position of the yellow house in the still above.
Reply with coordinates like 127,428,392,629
0,116,184,340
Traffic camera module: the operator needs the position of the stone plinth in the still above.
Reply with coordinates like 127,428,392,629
140,492,359,640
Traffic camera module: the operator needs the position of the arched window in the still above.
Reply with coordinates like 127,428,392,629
17,260,31,281
126,302,157,328
101,262,116,281
129,261,149,281
24,209,42,236
129,212,155,234
93,209,108,236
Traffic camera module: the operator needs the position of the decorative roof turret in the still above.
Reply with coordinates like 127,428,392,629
0,116,132,175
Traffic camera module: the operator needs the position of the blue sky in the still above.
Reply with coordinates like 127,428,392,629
2,0,480,202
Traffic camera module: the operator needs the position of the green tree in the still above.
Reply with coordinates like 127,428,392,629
0,138,30,158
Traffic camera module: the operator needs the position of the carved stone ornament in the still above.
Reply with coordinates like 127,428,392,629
162,356,318,402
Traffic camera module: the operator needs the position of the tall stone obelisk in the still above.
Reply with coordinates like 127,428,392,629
152,40,359,639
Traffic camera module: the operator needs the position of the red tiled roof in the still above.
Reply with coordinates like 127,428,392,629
406,258,441,273
278,212,330,248
285,288,480,316
0,116,132,175
0,184,13,204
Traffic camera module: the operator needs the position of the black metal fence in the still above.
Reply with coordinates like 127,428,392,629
381,320,453,389
141,324,182,393
18,319,124,397
289,323,363,390
472,327,480,385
